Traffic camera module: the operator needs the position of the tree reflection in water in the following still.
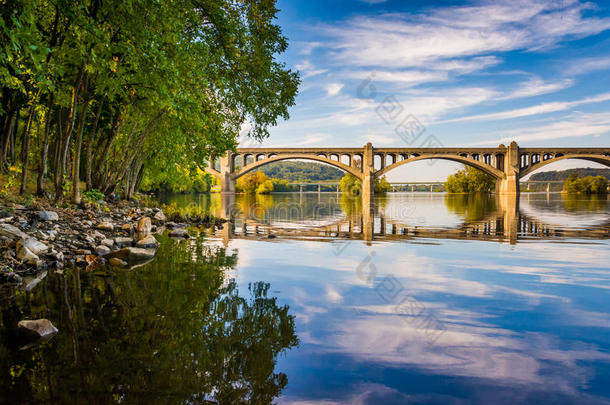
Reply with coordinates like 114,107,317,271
445,193,497,222
0,233,298,404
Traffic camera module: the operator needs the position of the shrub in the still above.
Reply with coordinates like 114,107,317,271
563,175,608,194
446,167,495,193
83,189,105,202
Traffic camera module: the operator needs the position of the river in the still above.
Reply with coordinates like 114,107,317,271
1,192,610,404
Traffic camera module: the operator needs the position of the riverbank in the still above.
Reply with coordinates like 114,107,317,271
0,196,225,284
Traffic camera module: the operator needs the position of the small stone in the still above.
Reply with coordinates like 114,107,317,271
17,238,48,255
17,245,40,265
114,237,133,247
121,223,133,231
91,231,105,240
153,210,166,222
101,238,114,248
109,257,128,267
74,249,92,255
0,223,29,240
169,228,190,238
136,235,159,249
18,319,58,339
137,217,152,239
105,247,156,263
37,211,59,221
95,245,111,256
96,222,114,231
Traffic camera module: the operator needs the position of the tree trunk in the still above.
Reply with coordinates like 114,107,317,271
1,108,17,172
72,92,89,204
37,98,54,196
55,67,84,201
19,104,37,195
85,98,103,190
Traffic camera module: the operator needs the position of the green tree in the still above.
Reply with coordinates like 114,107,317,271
0,0,299,201
445,166,495,193
256,179,274,194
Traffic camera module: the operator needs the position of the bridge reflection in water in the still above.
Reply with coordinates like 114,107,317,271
210,192,610,246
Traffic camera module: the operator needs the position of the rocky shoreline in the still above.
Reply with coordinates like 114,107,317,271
0,200,212,284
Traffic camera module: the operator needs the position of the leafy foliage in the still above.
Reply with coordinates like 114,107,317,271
338,173,391,195
0,0,299,201
260,161,344,182
563,175,608,194
531,168,610,181
0,237,298,403
445,166,495,193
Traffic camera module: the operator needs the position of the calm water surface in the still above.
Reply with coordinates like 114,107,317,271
1,192,610,404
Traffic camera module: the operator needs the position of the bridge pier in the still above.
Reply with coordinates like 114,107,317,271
220,154,235,194
496,141,520,195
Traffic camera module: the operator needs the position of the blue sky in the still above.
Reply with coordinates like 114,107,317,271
245,0,610,180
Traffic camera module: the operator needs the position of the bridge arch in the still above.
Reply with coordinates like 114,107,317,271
375,154,505,179
519,154,610,178
233,154,363,180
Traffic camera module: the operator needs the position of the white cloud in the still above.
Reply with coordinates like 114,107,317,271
499,78,574,100
565,55,610,75
326,82,344,96
442,92,610,123
324,0,610,71
295,60,328,80
470,111,610,145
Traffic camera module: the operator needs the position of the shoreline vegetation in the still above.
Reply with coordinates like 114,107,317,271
0,0,298,287
0,1,298,201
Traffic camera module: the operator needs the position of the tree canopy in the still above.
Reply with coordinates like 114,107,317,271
0,0,299,201
445,166,495,193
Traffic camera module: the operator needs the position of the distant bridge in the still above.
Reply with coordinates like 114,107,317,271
206,142,610,201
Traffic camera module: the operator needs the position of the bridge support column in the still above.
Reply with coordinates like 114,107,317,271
496,141,520,195
220,153,234,194
362,142,375,212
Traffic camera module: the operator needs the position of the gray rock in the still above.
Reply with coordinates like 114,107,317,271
18,238,48,255
136,235,159,249
0,223,29,240
114,237,133,247
90,230,105,240
95,245,111,256
153,210,166,222
17,245,41,266
101,238,114,248
169,228,190,239
104,247,156,263
18,319,58,340
38,211,59,221
96,221,114,231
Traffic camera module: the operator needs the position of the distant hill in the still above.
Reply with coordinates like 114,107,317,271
530,168,610,181
259,161,344,182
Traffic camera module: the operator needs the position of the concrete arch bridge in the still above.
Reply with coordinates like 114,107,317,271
206,142,610,200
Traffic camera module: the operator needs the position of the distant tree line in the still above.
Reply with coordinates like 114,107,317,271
563,175,608,194
531,168,610,181
259,161,344,182
0,0,299,202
